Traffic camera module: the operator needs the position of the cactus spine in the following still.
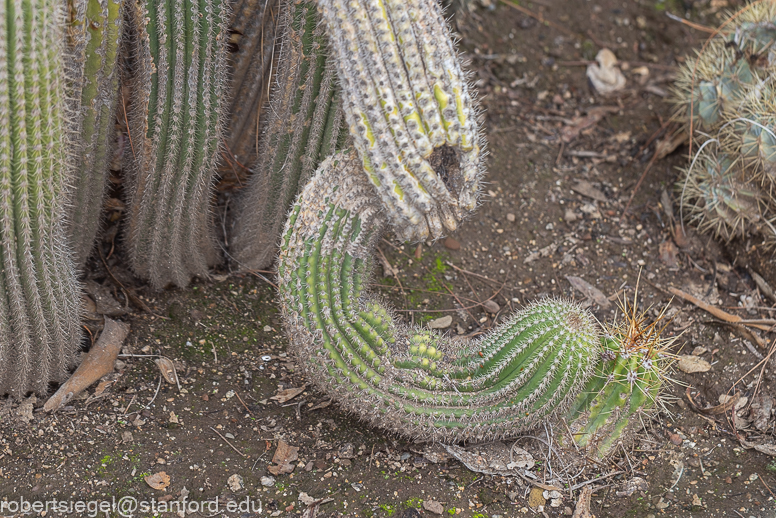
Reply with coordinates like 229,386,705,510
225,0,281,170
124,0,228,288
231,0,347,271
278,151,602,442
318,0,483,242
66,0,124,267
0,0,83,395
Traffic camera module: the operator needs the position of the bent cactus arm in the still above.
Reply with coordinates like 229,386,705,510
278,151,602,442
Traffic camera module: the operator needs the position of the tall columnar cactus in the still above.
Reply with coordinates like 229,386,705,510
123,0,228,288
278,151,608,442
318,0,483,242
225,0,281,169
0,0,83,395
66,0,124,267
231,0,347,271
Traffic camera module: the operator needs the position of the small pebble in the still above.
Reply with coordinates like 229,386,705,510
260,476,275,487
506,213,515,222
444,237,460,250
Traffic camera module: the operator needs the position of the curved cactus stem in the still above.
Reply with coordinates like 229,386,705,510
318,0,483,242
277,151,602,442
0,0,83,396
231,0,346,272
224,0,281,170
124,0,228,288
66,0,124,267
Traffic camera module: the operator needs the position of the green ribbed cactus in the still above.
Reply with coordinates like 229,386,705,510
0,0,83,395
231,0,347,271
278,151,608,442
123,0,228,288
318,0,483,242
225,0,280,169
66,0,123,267
562,304,668,458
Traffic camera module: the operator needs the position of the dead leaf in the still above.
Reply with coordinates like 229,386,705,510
528,487,546,510
145,471,170,490
616,477,649,497
654,127,688,160
443,442,537,477
571,180,608,202
586,48,626,95
154,357,178,385
740,440,776,456
44,318,130,412
677,355,711,374
565,276,611,308
271,385,306,404
686,387,739,416
309,400,332,411
750,394,774,431
268,440,300,475
560,107,617,143
659,240,679,268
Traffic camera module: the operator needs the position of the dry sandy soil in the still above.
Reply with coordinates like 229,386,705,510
1,0,775,517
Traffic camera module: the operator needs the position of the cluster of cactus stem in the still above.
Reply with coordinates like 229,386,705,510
276,150,667,454
0,0,669,456
673,0,776,249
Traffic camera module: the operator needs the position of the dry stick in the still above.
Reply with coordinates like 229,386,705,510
664,12,716,33
623,151,659,215
235,391,255,417
98,246,168,319
370,283,483,306
209,426,248,458
668,286,776,333
568,470,625,492
444,284,479,324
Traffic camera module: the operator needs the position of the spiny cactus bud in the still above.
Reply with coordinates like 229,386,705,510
123,0,229,288
725,0,776,67
719,82,776,188
66,0,124,267
318,0,483,242
277,151,601,442
562,300,671,458
225,0,281,170
0,0,83,395
672,39,760,133
231,0,347,272
678,149,765,242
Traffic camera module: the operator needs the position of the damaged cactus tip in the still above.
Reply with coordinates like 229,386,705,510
276,149,667,451
318,0,484,243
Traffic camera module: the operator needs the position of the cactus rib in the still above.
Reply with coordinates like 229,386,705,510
318,0,483,242
278,151,601,442
0,0,82,395
124,0,228,288
225,0,281,169
66,0,124,267
231,0,346,271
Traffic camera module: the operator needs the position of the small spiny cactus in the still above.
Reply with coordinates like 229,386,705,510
231,0,347,271
123,0,228,288
0,0,83,395
318,0,483,242
66,0,124,267
562,299,670,458
278,150,610,443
